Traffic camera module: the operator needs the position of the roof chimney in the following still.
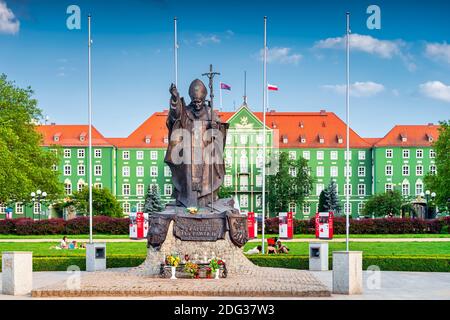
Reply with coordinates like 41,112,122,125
427,123,434,126
320,109,326,115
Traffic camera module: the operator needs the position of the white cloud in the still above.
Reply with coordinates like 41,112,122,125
419,81,450,103
0,0,19,34
425,42,450,64
314,34,403,58
314,33,416,71
196,34,221,46
259,47,302,65
322,81,385,97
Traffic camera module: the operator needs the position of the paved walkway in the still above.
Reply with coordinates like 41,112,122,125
1,269,449,300
0,237,449,243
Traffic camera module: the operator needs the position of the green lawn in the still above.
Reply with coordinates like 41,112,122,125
243,241,450,256
0,242,147,256
0,234,130,239
0,241,449,257
0,233,448,240
257,234,450,239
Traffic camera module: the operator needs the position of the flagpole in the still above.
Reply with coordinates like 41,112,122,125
345,12,351,252
219,82,223,111
88,15,93,245
174,17,178,88
262,16,267,254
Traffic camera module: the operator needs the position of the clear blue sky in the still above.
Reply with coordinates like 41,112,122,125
1,0,449,138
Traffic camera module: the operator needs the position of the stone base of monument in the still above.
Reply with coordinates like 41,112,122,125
332,251,363,295
132,221,255,277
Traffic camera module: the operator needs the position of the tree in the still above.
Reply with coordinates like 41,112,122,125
266,152,314,214
425,120,450,212
0,74,62,204
69,187,123,217
328,180,341,214
362,190,404,217
144,185,164,213
318,180,341,214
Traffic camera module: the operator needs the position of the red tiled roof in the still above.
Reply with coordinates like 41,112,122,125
374,125,440,147
364,138,382,146
113,109,372,149
37,125,112,147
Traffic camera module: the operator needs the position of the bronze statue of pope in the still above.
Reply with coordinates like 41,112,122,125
164,79,229,209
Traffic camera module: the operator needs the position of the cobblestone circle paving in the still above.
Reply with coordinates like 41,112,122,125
31,267,331,298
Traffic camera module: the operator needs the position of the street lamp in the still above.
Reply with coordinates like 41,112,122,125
424,190,436,219
31,190,47,221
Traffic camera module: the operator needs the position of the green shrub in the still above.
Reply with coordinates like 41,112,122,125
0,255,147,272
246,254,450,272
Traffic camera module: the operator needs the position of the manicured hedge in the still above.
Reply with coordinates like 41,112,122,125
0,255,147,272
0,216,130,235
262,217,449,235
246,254,450,272
1,254,447,273
0,216,448,235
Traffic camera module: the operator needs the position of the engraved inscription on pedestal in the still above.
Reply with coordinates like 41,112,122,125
174,214,226,241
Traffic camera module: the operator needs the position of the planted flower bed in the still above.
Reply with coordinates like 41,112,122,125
162,254,227,279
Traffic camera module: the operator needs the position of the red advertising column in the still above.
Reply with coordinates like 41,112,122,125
287,211,293,239
136,212,144,239
247,212,255,239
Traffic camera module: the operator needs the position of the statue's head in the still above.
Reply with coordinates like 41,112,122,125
188,79,207,111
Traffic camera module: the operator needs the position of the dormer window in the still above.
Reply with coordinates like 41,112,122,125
318,134,324,144
337,135,343,144
299,135,306,144
426,134,433,142
272,122,277,129
299,121,304,128
163,136,169,144
400,133,407,142
53,133,61,142
79,132,86,142
144,135,151,144
282,135,288,144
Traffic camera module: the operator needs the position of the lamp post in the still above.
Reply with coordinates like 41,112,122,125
423,190,436,219
31,190,47,221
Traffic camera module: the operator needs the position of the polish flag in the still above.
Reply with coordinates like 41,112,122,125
267,84,278,91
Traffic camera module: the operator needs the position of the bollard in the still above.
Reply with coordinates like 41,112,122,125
2,252,33,296
332,251,363,295
309,242,329,271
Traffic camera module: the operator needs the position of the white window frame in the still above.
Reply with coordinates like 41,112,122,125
416,165,423,176
402,165,410,176
136,150,144,160
94,149,102,158
316,184,325,196
358,184,366,196
358,166,366,177
302,151,310,160
316,166,324,177
77,164,85,176
77,149,85,159
122,150,130,160
136,166,144,177
122,184,130,196
330,151,338,160
385,165,393,176
385,183,393,192
429,165,437,175
164,166,171,177
136,184,144,196
150,166,158,177
15,203,24,214
240,194,249,208
358,151,366,160
430,149,436,158
416,149,423,159
150,151,158,160
386,149,393,158
64,183,72,195
344,184,352,196
330,166,338,177
402,182,410,196
288,151,296,160
164,184,172,196
94,165,102,176
64,149,71,158
316,151,324,160
402,149,410,159
64,165,72,176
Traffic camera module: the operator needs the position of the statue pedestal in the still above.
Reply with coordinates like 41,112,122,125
132,221,255,277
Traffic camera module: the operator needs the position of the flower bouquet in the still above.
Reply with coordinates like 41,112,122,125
184,262,199,278
186,207,198,214
166,254,181,279
209,258,226,279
